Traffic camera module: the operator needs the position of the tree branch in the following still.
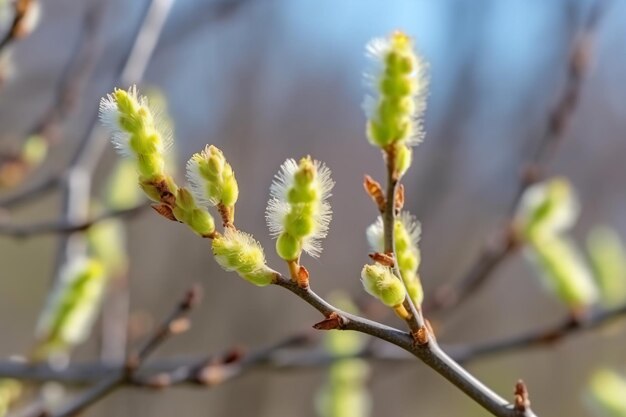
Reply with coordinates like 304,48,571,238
46,285,201,417
3,300,626,387
273,275,536,417
0,203,149,238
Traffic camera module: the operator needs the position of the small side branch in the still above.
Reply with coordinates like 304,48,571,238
47,285,202,417
0,204,148,238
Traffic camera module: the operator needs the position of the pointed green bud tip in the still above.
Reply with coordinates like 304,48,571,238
35,258,107,352
186,145,239,209
516,177,579,238
364,31,428,148
212,229,276,286
176,188,195,211
170,187,215,236
360,264,406,307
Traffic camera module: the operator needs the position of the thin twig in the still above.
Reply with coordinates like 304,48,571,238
0,0,35,52
381,148,425,336
47,285,201,417
0,175,59,209
0,203,148,238
424,0,610,315
273,275,536,417
3,300,626,387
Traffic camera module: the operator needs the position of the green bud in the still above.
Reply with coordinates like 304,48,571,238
588,369,626,417
139,178,163,202
368,212,423,306
364,31,427,148
276,232,302,261
221,173,239,207
526,234,598,309
394,143,412,177
176,188,196,211
516,177,578,239
187,145,239,210
287,185,318,204
285,205,316,238
212,229,276,286
207,152,224,177
36,258,107,355
172,205,189,224
88,217,128,278
361,264,406,307
294,157,316,187
0,379,21,417
188,208,215,236
22,135,48,166
104,159,144,210
587,227,626,308
405,278,424,306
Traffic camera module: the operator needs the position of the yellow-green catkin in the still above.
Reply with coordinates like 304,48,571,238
212,229,277,286
516,178,598,309
99,86,176,202
315,294,371,417
100,87,217,237
88,216,128,278
588,369,626,417
103,159,145,210
516,177,578,239
186,145,239,224
587,227,626,308
363,31,428,177
0,379,21,417
266,156,334,260
35,258,107,357
360,264,406,307
367,213,423,306
527,235,597,309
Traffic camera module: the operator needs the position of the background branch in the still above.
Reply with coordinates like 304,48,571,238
424,0,610,315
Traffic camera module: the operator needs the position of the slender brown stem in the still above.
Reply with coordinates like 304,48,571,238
0,203,149,238
3,300,626,386
273,275,536,417
382,148,425,334
48,285,201,417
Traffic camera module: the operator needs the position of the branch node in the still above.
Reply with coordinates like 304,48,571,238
296,265,310,289
413,325,430,346
368,252,395,267
313,312,344,330
363,174,386,212
513,379,531,413
151,203,177,221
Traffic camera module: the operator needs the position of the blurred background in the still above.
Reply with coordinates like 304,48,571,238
1,0,626,416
